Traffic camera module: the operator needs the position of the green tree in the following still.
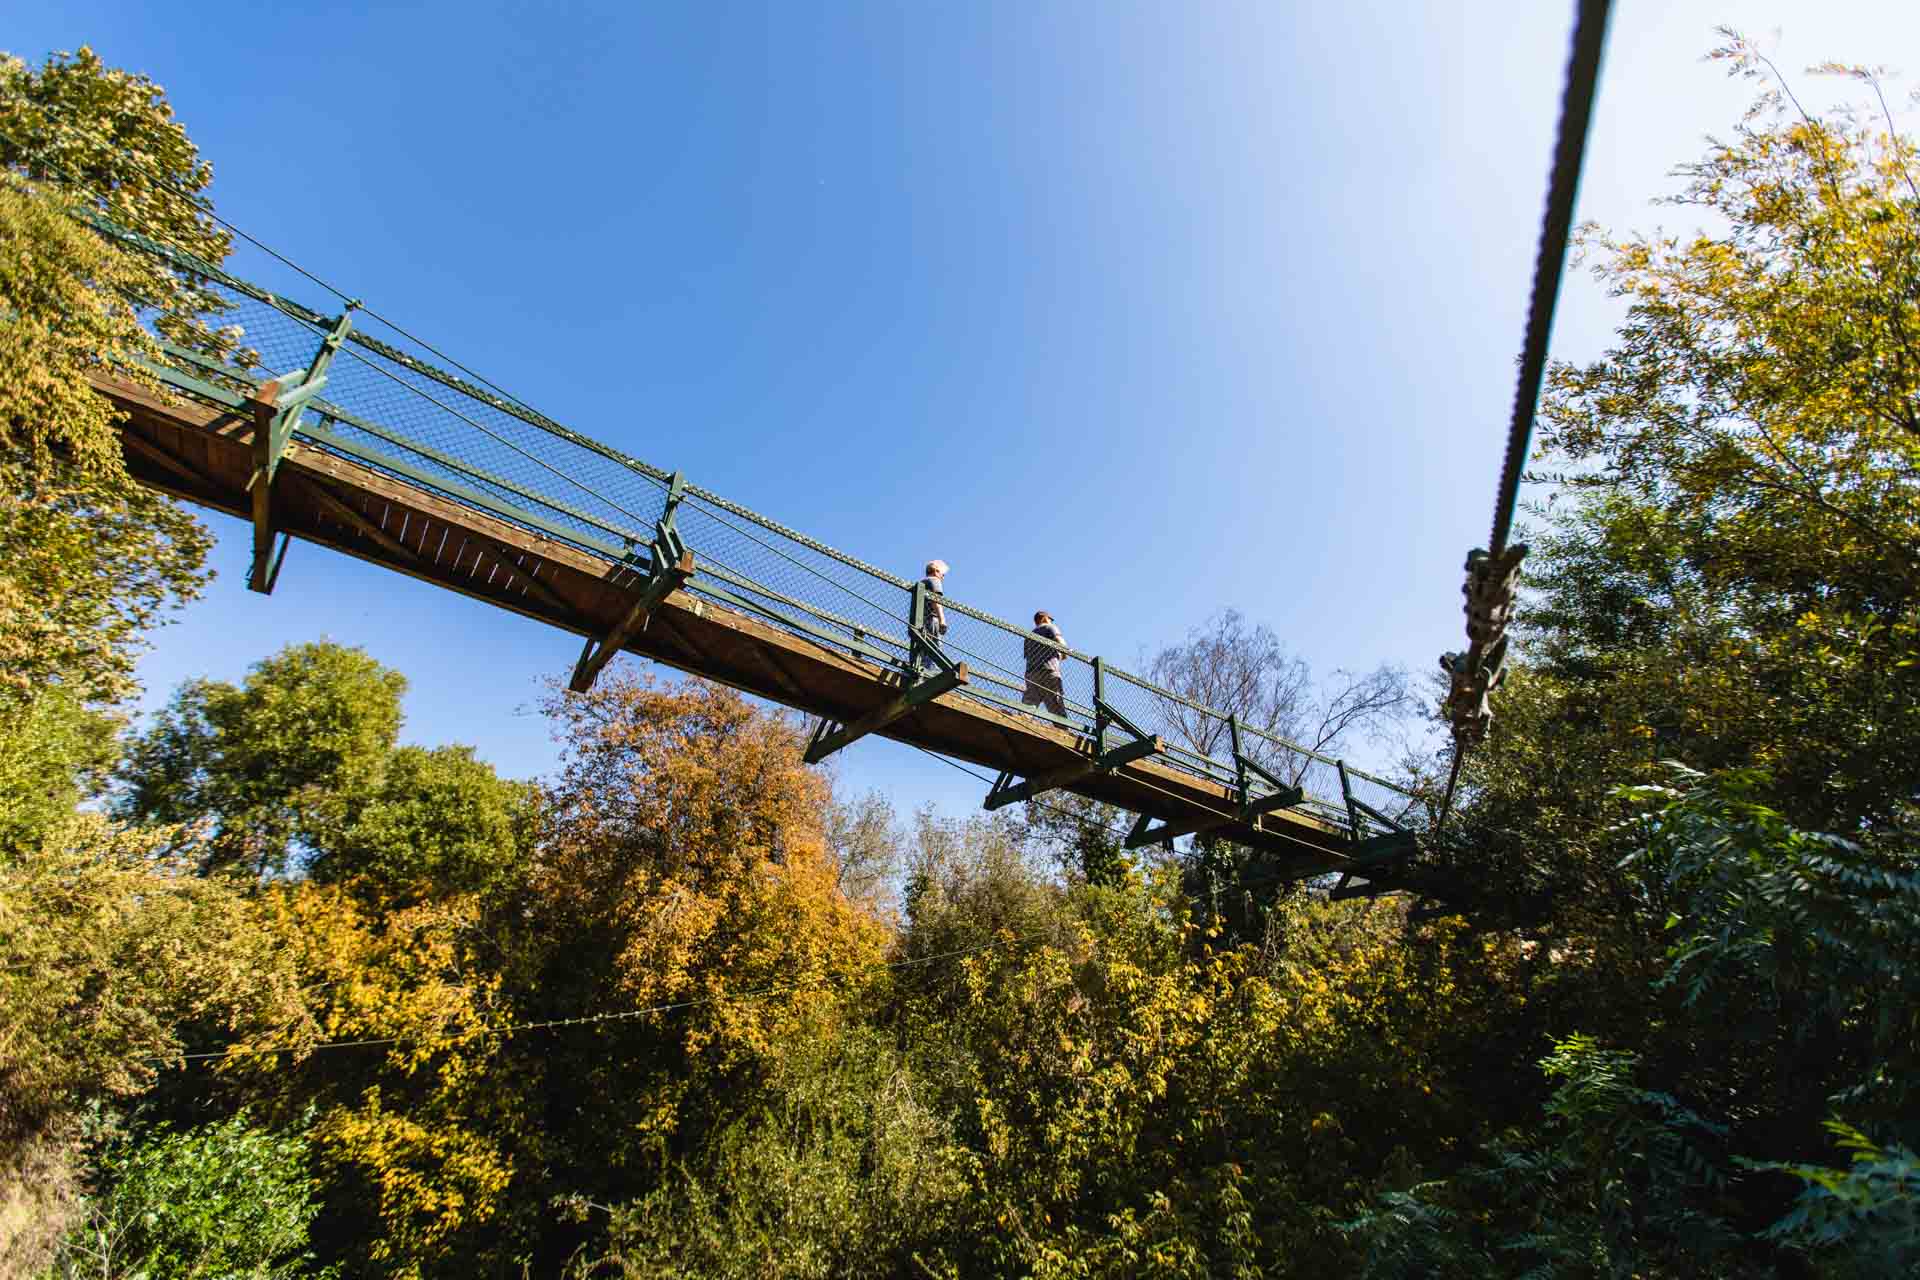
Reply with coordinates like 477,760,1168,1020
306,743,534,902
51,1110,333,1280
1425,35,1920,1052
2,46,236,350
118,642,408,877
1,47,228,712
0,812,304,1269
1522,33,1920,840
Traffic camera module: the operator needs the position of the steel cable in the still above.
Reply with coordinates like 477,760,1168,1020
1439,0,1613,830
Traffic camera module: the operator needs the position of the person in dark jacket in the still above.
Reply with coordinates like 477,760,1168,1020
920,560,949,638
1023,610,1067,716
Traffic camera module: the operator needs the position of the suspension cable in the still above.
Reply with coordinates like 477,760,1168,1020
1438,0,1613,831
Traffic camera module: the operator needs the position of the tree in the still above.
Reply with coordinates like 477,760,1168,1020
1525,33,1920,839
0,174,210,712
0,685,117,857
306,743,534,903
1,47,231,712
51,1109,333,1280
822,788,906,914
118,642,408,877
217,884,514,1278
489,672,890,1270
1,46,236,351
1145,608,1413,790
0,811,304,1267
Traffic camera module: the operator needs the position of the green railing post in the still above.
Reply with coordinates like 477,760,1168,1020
247,304,357,593
1092,656,1106,754
909,580,928,672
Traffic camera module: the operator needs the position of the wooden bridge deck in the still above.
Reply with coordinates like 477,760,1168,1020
98,372,1405,882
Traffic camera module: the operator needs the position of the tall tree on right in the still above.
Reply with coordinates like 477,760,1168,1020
1454,33,1920,922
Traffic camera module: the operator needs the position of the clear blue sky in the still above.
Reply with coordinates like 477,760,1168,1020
15,2,1918,814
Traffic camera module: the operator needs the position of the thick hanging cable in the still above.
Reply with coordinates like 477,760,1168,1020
1438,0,1613,831
1488,0,1614,559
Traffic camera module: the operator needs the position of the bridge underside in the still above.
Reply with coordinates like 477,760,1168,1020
100,373,1413,884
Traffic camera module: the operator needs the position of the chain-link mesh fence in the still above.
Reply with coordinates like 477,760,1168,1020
114,223,1420,836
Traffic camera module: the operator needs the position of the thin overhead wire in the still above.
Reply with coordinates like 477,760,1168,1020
163,930,1030,1067
159,808,1389,1073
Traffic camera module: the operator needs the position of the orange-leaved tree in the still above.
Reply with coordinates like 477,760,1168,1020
499,672,892,1264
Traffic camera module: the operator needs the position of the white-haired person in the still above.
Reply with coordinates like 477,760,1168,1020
919,560,950,641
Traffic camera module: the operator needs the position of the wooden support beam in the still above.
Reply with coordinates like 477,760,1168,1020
570,550,696,692
804,664,969,764
302,475,422,563
121,429,211,491
983,734,1162,811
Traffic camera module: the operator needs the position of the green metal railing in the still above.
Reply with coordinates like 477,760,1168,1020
106,222,1420,836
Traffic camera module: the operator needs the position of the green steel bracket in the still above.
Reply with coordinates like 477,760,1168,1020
573,469,701,692
246,307,357,594
804,661,969,764
1094,695,1152,751
1336,760,1407,841
1337,761,1362,841
646,470,688,568
1124,810,1177,853
981,733,1162,812
1326,830,1426,898
247,531,291,595
570,547,697,693
1124,805,1232,850
1227,715,1306,820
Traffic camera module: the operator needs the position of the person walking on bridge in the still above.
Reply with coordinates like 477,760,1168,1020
920,560,950,640
1023,610,1067,717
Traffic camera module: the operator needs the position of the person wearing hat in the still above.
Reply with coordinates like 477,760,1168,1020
1023,610,1067,716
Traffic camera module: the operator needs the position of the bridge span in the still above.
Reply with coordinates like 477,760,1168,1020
91,221,1425,889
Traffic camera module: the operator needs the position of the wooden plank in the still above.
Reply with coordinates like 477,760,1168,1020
299,474,423,564
121,429,210,490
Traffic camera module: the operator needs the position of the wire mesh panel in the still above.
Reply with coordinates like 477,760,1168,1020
114,223,1422,836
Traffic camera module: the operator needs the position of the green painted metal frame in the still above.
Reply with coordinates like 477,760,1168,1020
570,471,697,692
981,732,1162,812
247,308,356,593
807,584,969,763
982,679,1161,813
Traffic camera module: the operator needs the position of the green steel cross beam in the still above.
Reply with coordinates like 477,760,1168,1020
804,662,970,764
571,549,696,693
981,733,1163,812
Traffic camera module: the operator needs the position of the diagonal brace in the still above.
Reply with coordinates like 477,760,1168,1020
804,663,969,764
1125,805,1236,850
1124,809,1179,852
571,549,695,692
982,734,1161,811
247,307,356,594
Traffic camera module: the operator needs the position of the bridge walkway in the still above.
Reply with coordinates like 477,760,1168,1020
89,221,1426,887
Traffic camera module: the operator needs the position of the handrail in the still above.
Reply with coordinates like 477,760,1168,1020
93,217,1419,828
